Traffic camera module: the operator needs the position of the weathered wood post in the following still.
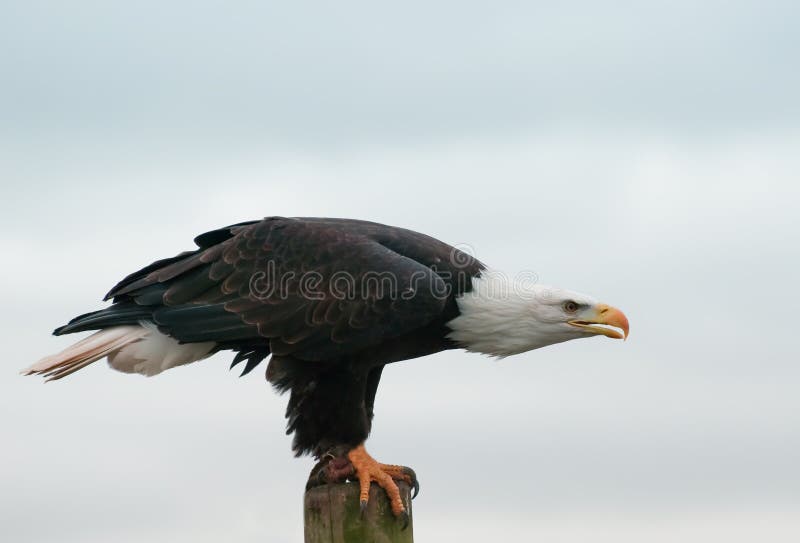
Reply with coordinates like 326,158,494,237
304,481,414,543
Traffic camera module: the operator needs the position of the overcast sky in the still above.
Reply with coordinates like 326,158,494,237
2,2,799,542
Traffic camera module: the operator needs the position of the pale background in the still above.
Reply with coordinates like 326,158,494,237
1,2,799,542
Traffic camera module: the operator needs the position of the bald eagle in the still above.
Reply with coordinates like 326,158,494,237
24,217,629,525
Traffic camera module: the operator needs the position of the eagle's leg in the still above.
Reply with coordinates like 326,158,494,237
347,443,411,524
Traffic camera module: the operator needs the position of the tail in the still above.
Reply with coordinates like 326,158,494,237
22,326,149,381
23,324,217,381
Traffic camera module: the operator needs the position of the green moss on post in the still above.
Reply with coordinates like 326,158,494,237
304,481,413,543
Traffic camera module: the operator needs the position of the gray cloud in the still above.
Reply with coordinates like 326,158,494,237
2,1,799,151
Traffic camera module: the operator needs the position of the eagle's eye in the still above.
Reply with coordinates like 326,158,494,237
563,300,579,313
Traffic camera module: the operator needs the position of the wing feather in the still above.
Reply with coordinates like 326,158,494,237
97,217,482,362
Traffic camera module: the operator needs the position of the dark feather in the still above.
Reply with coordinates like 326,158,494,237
193,220,259,248
240,357,262,377
54,303,152,335
229,350,250,369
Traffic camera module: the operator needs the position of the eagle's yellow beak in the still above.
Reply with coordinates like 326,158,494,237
568,304,629,340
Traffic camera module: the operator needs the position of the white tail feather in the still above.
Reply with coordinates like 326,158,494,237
23,324,216,381
23,326,148,381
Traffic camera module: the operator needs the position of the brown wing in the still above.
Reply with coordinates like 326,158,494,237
101,217,460,362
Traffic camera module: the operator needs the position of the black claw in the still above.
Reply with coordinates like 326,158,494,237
398,510,409,530
315,466,329,486
402,467,420,499
359,499,368,518
304,461,327,490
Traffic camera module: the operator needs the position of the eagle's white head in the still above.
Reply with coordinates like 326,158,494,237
447,271,629,357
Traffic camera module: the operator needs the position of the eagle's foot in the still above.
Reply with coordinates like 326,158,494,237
306,443,418,529
347,443,412,527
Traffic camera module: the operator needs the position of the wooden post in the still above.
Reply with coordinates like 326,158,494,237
304,481,413,543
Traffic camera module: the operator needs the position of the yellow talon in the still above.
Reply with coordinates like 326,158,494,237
346,443,408,517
